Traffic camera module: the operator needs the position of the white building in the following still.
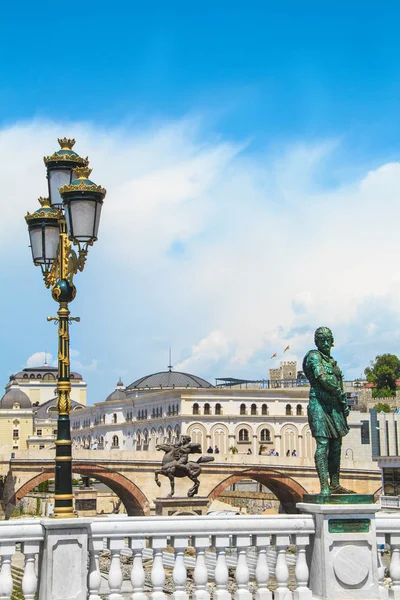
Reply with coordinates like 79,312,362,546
6,366,87,406
71,368,373,462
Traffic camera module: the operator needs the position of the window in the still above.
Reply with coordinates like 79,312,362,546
168,405,171,416
193,403,199,415
286,404,292,416
43,373,55,381
240,404,246,415
113,413,117,424
260,429,271,442
204,403,210,415
215,403,222,416
296,404,303,416
112,435,119,448
39,445,45,450
13,429,19,439
251,404,257,416
238,429,249,442
53,429,57,435
261,404,268,416
361,421,370,445
37,429,42,437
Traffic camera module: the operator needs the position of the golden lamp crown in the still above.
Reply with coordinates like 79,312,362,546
38,197,51,208
74,166,92,180
58,138,76,150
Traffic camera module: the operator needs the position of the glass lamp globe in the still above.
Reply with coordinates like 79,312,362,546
59,166,106,245
25,198,60,268
43,138,88,209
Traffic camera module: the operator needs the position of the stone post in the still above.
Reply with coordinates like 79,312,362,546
38,518,89,600
297,502,380,600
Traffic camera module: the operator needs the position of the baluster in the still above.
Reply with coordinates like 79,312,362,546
212,535,231,600
172,536,189,600
377,534,388,600
88,538,103,600
390,537,400,600
107,538,124,600
193,535,210,600
150,536,168,600
233,535,252,600
21,541,40,600
274,535,291,600
294,535,312,600
0,543,14,600
254,535,272,600
130,537,146,600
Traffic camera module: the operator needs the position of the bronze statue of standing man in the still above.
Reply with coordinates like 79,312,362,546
303,327,355,495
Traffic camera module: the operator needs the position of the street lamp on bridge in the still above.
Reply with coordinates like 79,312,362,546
25,138,106,517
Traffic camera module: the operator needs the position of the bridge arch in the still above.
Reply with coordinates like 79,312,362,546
208,468,308,514
8,464,150,518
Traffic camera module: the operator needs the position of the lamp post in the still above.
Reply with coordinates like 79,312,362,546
25,138,106,518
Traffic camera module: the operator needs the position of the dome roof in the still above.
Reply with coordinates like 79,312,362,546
1,387,31,409
127,370,212,390
105,388,128,402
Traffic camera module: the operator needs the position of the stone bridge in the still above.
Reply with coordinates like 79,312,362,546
0,449,381,517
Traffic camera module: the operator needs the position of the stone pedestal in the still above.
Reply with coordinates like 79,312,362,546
297,501,380,600
38,519,89,600
74,486,98,517
154,496,210,516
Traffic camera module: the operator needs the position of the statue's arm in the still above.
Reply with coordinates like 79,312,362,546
308,353,342,397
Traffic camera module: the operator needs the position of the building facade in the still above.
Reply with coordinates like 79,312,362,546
70,368,373,462
6,366,87,407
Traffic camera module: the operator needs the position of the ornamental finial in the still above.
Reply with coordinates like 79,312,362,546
38,197,51,208
74,166,92,179
58,138,76,150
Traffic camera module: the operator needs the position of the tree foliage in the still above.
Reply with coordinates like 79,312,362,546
374,402,391,413
365,354,400,398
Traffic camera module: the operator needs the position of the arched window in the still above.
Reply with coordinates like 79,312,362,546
113,413,117,424
215,403,222,416
204,403,210,415
43,373,55,381
112,435,119,448
286,404,292,416
168,404,171,416
103,415,106,424
145,410,148,419
296,404,303,416
175,404,179,415
240,404,246,415
260,429,271,442
193,403,199,415
99,436,104,447
238,429,249,442
30,374,35,379
261,404,268,416
251,403,257,416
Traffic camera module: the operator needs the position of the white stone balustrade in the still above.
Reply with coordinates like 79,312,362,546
6,511,400,599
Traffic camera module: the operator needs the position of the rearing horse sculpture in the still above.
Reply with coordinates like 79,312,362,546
155,436,214,497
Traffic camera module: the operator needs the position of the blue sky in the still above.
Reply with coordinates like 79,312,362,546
2,1,400,402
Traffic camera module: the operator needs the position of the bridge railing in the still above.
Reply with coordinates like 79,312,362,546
90,514,315,599
2,512,398,599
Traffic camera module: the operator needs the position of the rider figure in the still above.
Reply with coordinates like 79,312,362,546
173,435,192,467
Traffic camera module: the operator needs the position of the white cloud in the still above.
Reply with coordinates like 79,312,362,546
25,350,98,373
5,117,400,397
26,352,56,368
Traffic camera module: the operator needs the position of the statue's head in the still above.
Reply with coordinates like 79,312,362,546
181,435,191,445
314,326,334,354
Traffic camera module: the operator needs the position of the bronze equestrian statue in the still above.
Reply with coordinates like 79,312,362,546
155,435,214,497
303,326,355,496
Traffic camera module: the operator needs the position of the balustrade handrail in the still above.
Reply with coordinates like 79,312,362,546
89,513,315,537
0,519,44,542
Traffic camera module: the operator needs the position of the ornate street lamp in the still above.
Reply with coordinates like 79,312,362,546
25,140,106,518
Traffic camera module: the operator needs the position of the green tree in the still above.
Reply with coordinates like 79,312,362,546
365,354,400,398
374,402,391,413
